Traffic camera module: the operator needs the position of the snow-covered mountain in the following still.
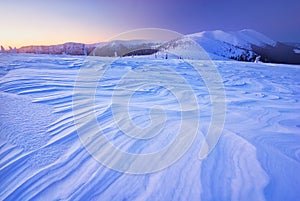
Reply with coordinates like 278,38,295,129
91,40,161,57
185,29,300,63
2,29,299,64
183,29,273,61
159,29,299,63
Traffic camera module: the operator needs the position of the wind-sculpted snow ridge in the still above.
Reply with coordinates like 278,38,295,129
0,54,300,200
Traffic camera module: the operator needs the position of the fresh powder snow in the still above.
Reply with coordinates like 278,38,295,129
0,54,299,200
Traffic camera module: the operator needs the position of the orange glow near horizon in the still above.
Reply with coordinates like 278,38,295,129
0,27,114,48
0,1,130,49
0,27,183,49
0,1,185,49
0,33,107,49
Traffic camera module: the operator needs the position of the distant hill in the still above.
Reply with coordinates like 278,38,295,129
90,40,161,57
17,43,94,55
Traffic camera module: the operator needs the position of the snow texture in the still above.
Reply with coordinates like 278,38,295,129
0,54,300,201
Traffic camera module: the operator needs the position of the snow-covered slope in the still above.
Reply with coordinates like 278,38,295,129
160,33,256,61
159,29,300,63
190,29,276,49
163,29,276,61
0,54,300,200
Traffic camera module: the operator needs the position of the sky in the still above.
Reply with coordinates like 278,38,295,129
1,0,299,48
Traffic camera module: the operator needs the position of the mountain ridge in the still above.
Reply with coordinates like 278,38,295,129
1,29,300,64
